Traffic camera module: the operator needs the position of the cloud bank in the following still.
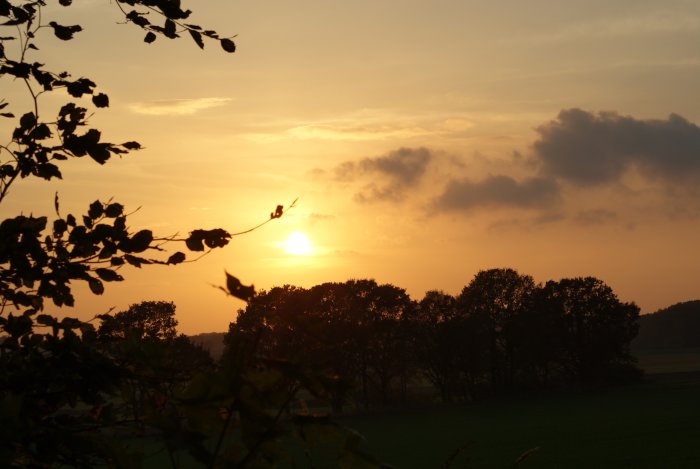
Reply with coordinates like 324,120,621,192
534,109,700,186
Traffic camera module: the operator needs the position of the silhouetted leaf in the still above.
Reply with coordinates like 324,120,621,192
19,112,36,130
167,251,186,264
164,19,177,38
88,200,103,219
121,230,153,253
270,205,284,219
220,38,236,53
95,268,123,282
122,141,141,150
225,271,255,302
221,39,236,53
92,93,109,108
48,21,82,41
189,29,204,49
144,31,156,44
88,277,104,295
104,203,124,218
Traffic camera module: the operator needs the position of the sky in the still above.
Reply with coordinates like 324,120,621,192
2,0,700,333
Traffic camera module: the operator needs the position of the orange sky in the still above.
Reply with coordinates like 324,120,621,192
2,1,700,333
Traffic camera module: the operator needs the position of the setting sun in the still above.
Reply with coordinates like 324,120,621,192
283,231,312,256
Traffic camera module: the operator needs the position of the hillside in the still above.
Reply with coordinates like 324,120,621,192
633,300,700,350
189,332,226,360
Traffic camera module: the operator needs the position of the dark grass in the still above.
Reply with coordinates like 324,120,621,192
634,347,700,374
132,349,700,467
341,379,700,468
337,349,700,469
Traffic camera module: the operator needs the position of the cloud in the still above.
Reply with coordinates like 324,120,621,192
534,109,700,186
432,175,560,212
128,97,230,116
333,147,433,202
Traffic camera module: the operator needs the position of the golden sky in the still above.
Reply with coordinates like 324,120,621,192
3,0,700,333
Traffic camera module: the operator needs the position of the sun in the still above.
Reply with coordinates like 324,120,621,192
283,231,312,256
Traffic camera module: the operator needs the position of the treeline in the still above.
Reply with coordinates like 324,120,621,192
226,268,641,411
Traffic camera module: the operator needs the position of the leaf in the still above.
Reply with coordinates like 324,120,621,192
36,314,57,326
95,268,123,282
164,19,177,38
167,251,186,264
92,93,109,108
220,38,236,53
88,200,103,219
120,230,153,253
88,277,105,295
224,271,255,302
270,205,284,219
189,29,204,49
144,31,157,44
185,231,205,251
19,112,36,130
104,203,124,218
122,141,141,150
48,21,82,41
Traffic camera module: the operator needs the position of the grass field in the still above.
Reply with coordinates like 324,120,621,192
137,348,700,467
634,347,700,374
342,379,700,468
337,349,700,468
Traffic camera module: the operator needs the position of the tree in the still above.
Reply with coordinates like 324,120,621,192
411,290,462,402
540,277,640,382
458,268,537,391
98,300,179,341
0,3,361,467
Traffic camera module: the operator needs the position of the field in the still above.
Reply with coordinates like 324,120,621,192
339,349,700,468
137,348,700,468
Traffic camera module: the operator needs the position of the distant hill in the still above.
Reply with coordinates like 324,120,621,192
190,332,226,359
633,300,700,350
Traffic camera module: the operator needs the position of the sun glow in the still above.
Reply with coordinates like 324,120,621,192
283,231,312,256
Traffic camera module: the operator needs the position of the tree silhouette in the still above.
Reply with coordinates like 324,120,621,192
0,3,356,467
458,268,537,391
541,277,640,382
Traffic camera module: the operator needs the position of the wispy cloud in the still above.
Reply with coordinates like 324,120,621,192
128,97,231,116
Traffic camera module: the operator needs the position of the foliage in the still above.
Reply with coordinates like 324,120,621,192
99,300,179,341
229,270,642,411
227,280,415,413
0,2,370,467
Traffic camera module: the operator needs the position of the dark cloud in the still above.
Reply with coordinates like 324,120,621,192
432,175,560,212
334,147,433,202
534,109,700,186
